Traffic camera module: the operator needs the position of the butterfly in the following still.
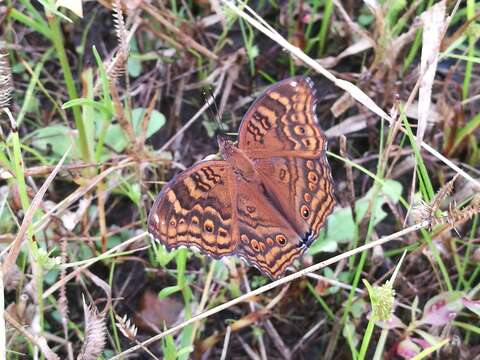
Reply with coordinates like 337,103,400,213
148,77,335,279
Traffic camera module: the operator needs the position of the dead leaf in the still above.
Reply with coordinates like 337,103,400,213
317,37,372,69
60,198,91,231
325,114,368,138
405,101,441,124
331,92,356,118
133,290,183,332
315,278,331,295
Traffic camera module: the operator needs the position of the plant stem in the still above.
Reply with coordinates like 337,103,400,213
317,0,333,56
46,12,90,162
462,0,476,99
358,317,375,360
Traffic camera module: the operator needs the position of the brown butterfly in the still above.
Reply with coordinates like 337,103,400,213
148,77,335,279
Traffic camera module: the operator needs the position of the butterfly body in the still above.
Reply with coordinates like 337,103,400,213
218,136,258,182
148,77,335,279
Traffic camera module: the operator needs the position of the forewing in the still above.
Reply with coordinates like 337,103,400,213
148,161,237,258
238,77,326,158
238,76,335,246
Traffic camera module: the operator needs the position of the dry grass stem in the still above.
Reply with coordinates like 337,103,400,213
221,0,392,122
417,0,446,144
220,326,232,360
140,2,219,61
5,311,60,360
32,159,134,234
59,236,69,340
420,142,480,188
42,233,147,299
2,147,70,276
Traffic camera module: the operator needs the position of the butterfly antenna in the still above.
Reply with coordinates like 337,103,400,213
203,86,225,133
202,89,215,124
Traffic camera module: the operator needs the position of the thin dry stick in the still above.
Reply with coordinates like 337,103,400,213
420,142,480,188
190,261,215,343
2,141,70,276
111,220,429,359
305,273,362,294
140,2,219,61
242,272,267,360
59,236,69,341
340,135,356,223
332,0,375,46
5,311,59,360
137,89,160,152
97,169,108,253
237,334,261,360
110,81,136,145
32,159,134,234
264,320,291,359
291,319,326,355
220,326,232,360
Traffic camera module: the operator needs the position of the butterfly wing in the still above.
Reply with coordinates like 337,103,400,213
148,77,334,278
238,77,335,244
256,156,335,244
234,176,305,279
238,77,327,158
147,160,305,279
148,161,237,258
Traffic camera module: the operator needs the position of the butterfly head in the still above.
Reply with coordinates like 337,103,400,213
217,135,240,161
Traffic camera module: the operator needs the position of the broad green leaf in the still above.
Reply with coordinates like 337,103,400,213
132,108,166,138
128,57,142,78
30,125,76,158
310,179,403,253
103,108,166,153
